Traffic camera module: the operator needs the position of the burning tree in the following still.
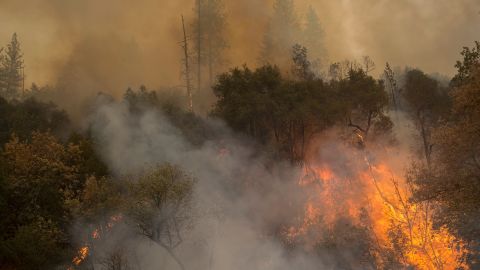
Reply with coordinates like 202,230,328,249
410,52,480,267
283,138,467,269
66,163,196,270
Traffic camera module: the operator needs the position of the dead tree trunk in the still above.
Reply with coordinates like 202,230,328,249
384,63,398,111
197,0,202,95
207,0,214,87
181,15,193,112
418,112,432,168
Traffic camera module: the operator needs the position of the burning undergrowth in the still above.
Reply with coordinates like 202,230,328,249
67,100,466,270
284,134,466,269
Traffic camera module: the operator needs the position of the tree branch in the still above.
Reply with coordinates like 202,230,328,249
348,118,366,133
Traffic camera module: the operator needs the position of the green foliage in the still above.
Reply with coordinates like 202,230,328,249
261,0,300,67
291,44,314,80
212,64,349,162
78,176,123,223
123,85,159,112
402,69,451,164
68,132,110,179
410,65,480,267
451,41,480,87
341,69,390,140
1,218,65,270
0,132,83,268
126,164,194,270
0,96,70,146
212,65,282,141
0,33,24,100
403,69,450,120
123,86,215,146
302,6,327,72
133,165,193,204
192,0,227,73
212,61,392,161
3,132,82,225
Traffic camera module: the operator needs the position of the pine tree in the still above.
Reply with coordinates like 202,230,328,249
193,0,204,94
1,33,24,100
181,15,193,112
291,44,313,80
261,0,300,67
192,0,227,88
0,47,4,93
303,6,326,72
205,0,227,86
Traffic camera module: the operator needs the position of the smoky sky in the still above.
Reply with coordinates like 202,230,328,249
1,0,479,94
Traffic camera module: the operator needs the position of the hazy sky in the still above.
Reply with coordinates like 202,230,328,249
1,0,479,92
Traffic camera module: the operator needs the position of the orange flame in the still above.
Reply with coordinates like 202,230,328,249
72,246,89,266
68,214,123,269
286,150,467,269
92,228,100,239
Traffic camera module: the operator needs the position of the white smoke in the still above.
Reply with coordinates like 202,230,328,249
86,99,331,270
83,94,422,269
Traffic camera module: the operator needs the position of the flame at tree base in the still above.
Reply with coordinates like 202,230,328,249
69,247,89,269
67,215,122,269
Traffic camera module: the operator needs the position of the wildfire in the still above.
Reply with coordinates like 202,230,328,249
298,166,335,187
92,228,100,239
285,145,467,269
67,214,123,269
72,246,89,266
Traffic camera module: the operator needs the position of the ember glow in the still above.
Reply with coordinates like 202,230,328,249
68,215,123,269
72,246,89,266
285,142,467,269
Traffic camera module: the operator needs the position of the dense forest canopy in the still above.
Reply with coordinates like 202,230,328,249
1,1,480,270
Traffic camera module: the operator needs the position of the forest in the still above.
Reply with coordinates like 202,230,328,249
0,0,480,269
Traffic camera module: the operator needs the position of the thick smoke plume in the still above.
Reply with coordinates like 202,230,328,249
1,0,477,267
1,0,479,91
88,99,323,269
81,97,427,269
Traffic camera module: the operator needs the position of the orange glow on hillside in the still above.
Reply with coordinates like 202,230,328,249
285,143,467,269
